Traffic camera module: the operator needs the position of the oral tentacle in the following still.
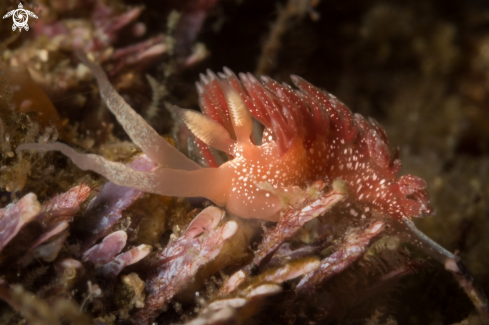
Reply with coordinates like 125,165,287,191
17,142,229,205
75,51,201,171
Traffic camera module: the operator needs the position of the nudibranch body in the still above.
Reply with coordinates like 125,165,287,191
17,53,433,222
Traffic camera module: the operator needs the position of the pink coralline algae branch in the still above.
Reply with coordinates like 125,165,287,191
82,229,151,277
297,221,385,291
99,244,152,278
134,207,237,324
82,230,128,266
0,187,92,273
26,184,92,263
0,193,41,253
32,3,166,73
1,186,89,262
187,257,321,325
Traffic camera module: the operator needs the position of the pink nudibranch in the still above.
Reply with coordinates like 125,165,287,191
17,52,433,222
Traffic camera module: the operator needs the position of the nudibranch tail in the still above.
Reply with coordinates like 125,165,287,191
74,51,201,171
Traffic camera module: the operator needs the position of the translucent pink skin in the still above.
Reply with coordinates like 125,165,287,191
16,53,433,222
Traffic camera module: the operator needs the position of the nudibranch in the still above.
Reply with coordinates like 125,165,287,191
16,53,433,222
